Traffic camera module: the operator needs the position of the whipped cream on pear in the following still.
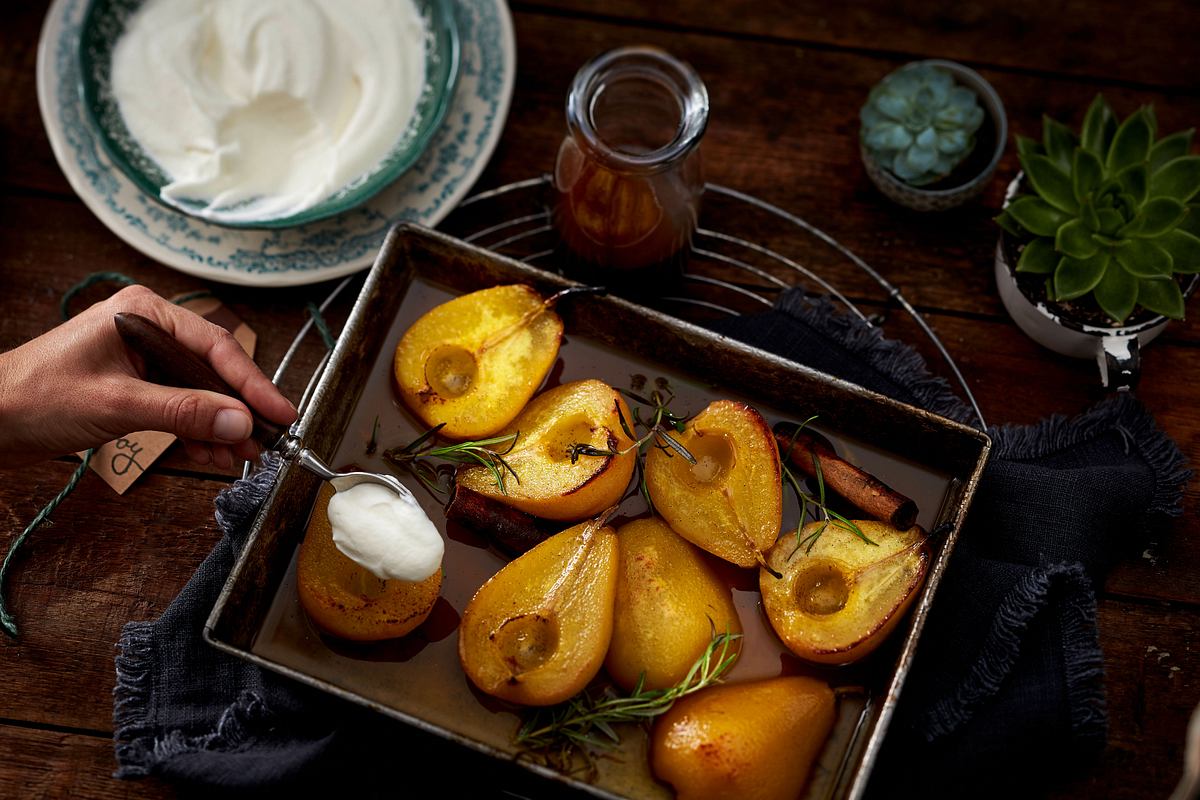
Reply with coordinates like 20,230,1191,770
327,483,443,582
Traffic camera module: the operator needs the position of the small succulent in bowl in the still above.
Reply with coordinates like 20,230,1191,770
996,95,1200,324
861,63,986,186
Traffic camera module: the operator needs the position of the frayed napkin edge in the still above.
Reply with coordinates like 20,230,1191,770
774,290,979,426
112,457,281,779
989,392,1191,517
919,561,1107,750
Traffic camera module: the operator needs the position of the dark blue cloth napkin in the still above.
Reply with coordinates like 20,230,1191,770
113,288,1189,797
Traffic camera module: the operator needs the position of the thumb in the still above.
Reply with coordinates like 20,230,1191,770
123,383,254,444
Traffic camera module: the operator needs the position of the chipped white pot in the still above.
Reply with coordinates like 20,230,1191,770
995,178,1198,389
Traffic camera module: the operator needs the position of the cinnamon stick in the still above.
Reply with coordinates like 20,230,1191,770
773,425,918,530
445,484,554,555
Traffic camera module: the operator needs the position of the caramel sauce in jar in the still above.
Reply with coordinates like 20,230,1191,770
553,47,708,296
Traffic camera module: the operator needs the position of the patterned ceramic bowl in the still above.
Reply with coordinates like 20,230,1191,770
860,59,1006,212
78,0,460,229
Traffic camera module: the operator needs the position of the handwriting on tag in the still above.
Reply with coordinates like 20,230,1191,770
84,294,257,494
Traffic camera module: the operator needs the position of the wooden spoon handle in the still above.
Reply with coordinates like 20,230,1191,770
113,312,286,450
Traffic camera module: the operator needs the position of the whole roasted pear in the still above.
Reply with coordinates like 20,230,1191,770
297,483,441,642
652,676,835,800
605,518,741,691
458,512,618,706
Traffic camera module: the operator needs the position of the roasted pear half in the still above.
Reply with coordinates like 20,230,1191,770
760,520,930,665
297,483,442,642
605,518,741,691
458,513,619,706
393,284,563,440
456,379,636,522
644,400,783,568
652,676,835,800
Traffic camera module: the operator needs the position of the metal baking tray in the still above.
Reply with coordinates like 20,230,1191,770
205,223,990,799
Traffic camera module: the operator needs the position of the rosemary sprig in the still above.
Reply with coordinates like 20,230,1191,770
382,423,520,496
365,415,380,456
778,417,876,556
516,630,740,768
566,383,695,515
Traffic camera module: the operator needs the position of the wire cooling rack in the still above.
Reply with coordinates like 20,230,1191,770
441,176,985,429
273,177,986,431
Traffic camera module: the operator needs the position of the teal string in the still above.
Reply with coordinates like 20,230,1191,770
172,289,216,306
306,302,337,350
0,449,94,638
59,271,138,321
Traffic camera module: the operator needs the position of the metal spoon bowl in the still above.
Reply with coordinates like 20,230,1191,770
284,436,417,501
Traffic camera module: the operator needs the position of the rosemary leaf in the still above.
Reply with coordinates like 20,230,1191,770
656,429,696,463
366,415,380,456
383,427,520,496
399,422,446,454
813,452,827,508
829,510,877,546
516,631,740,762
615,402,637,442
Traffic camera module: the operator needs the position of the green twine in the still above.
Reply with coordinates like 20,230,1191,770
306,302,337,350
0,449,94,638
58,271,138,321
172,289,216,306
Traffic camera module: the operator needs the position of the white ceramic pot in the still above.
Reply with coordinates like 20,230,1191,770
995,175,1198,389
994,243,1180,389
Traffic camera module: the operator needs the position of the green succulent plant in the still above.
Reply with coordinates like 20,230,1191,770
860,63,985,186
996,95,1200,324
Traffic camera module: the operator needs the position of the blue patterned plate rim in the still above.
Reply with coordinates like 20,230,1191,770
37,0,515,287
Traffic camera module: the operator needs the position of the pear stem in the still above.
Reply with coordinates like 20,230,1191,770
719,486,779,577
489,508,619,681
846,534,928,585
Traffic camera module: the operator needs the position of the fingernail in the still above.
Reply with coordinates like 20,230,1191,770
214,408,252,442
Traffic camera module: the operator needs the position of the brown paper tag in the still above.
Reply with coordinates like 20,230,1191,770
84,295,257,494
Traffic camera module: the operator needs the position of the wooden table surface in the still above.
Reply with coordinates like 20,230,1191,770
2,1,1197,798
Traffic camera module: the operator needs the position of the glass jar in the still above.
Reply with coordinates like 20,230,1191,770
553,46,709,295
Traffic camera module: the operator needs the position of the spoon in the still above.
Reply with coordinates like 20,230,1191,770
113,312,416,501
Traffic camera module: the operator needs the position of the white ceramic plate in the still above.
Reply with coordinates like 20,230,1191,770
36,0,516,287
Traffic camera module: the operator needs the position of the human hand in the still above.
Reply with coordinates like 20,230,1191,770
0,285,296,468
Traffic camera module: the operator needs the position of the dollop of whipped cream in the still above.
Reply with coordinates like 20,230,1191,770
327,483,444,582
110,0,428,223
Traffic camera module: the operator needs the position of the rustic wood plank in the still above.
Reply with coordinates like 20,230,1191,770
0,2,72,198
0,461,227,732
1049,600,1199,800
0,725,174,800
1,3,1197,798
1,597,1194,800
6,6,1200,340
519,0,1200,90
